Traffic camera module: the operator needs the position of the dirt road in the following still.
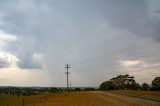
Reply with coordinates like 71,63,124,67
38,91,160,106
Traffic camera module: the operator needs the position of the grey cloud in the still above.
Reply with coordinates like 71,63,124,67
17,53,43,69
0,58,11,68
0,0,160,86
0,53,17,68
0,0,160,42
91,0,160,42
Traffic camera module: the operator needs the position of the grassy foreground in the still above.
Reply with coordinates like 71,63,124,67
0,91,160,106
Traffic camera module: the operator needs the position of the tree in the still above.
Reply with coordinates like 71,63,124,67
100,74,141,90
125,82,140,90
110,74,136,90
99,81,115,91
48,87,59,93
141,83,149,91
83,88,96,91
151,77,160,91
74,88,81,91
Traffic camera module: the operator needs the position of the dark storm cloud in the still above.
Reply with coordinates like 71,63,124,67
95,0,160,41
1,0,159,42
0,0,160,86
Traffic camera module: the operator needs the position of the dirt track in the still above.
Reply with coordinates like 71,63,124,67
38,91,160,106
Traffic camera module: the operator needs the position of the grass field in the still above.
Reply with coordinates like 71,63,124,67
0,91,160,106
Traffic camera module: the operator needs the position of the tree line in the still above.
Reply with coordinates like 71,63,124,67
99,74,160,91
0,87,98,96
0,74,159,96
0,87,63,97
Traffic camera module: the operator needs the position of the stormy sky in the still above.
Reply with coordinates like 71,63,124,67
0,0,160,87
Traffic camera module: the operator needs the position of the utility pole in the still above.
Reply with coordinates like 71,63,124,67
65,64,71,95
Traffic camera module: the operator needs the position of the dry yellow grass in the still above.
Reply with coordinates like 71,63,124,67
0,91,160,106
111,90,160,98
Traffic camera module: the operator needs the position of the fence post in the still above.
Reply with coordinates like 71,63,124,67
32,98,34,106
22,98,24,106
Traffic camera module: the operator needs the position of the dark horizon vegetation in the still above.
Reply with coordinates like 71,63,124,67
0,74,159,97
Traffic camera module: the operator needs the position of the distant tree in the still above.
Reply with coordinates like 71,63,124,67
151,77,160,91
74,88,81,91
16,91,21,97
133,82,141,90
141,83,149,91
48,87,59,93
26,89,34,96
83,88,95,91
4,91,8,95
9,91,15,96
99,81,115,91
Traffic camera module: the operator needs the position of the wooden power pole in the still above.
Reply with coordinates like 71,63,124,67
65,64,71,94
